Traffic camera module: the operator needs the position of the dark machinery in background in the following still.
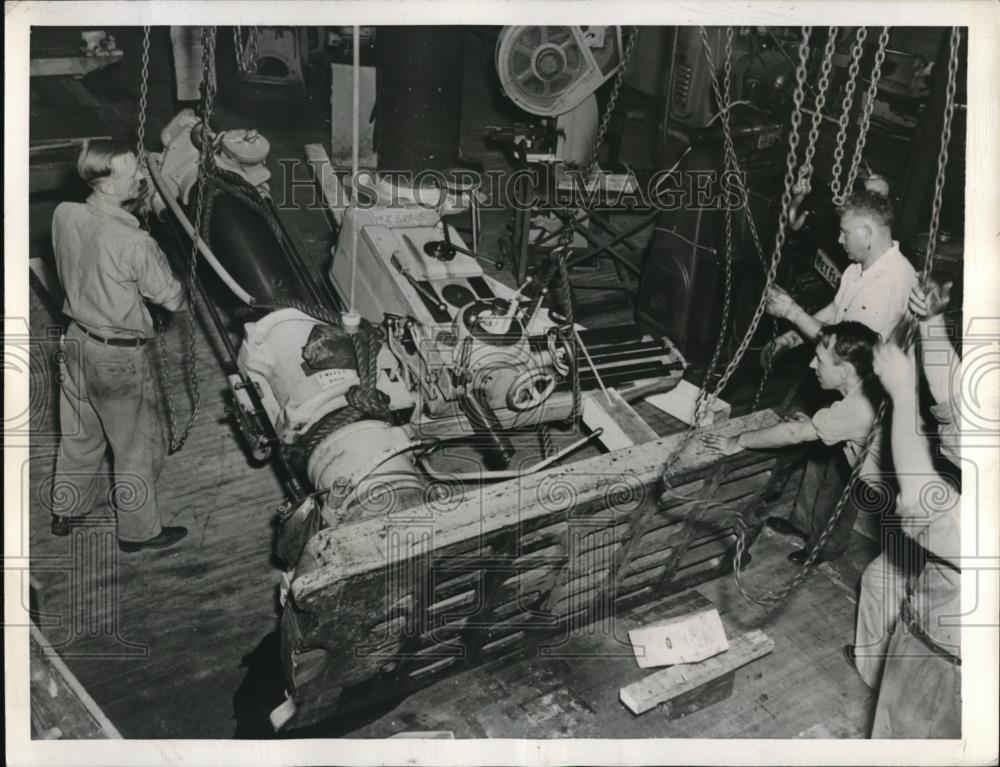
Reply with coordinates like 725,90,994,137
636,26,967,365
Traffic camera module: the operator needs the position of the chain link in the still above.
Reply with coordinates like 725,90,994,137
830,26,868,204
843,26,891,197
737,27,961,605
696,27,810,429
923,26,961,281
160,26,216,453
137,26,151,165
700,27,768,272
581,26,639,182
797,27,839,187
657,27,811,603
233,26,259,74
656,26,811,485
696,27,737,400
751,28,838,412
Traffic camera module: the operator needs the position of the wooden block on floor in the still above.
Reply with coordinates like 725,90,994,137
620,629,774,716
664,669,735,720
582,388,658,450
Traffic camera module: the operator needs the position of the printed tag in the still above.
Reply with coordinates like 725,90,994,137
313,368,358,388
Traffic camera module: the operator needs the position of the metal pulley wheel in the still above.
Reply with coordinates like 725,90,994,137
496,26,623,118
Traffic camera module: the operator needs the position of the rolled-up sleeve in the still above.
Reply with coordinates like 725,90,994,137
812,398,862,447
133,237,185,310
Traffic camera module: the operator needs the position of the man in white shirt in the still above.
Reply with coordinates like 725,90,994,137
764,188,918,355
759,189,917,561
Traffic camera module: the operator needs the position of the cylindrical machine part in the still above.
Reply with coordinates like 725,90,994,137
376,26,464,174
206,192,318,305
306,420,425,522
461,390,516,470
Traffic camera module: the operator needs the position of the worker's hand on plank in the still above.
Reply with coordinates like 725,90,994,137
701,432,743,456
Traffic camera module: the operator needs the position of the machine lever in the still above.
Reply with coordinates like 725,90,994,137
390,252,448,313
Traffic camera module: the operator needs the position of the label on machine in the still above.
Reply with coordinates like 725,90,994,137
813,247,842,288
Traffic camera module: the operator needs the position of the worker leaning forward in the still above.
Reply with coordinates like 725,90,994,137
703,321,884,564
49,139,189,553
756,188,918,563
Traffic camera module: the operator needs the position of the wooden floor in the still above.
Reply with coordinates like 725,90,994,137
25,29,882,740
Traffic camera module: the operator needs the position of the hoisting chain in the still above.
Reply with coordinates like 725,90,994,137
697,28,738,397
843,27,891,198
233,26,260,74
158,26,216,453
795,27,840,190
685,26,810,446
635,28,810,607
702,201,735,396
830,26,869,204
751,27,839,412
581,26,640,183
700,27,769,273
137,26,151,167
553,226,582,425
896,25,961,350
923,27,961,280
732,27,962,606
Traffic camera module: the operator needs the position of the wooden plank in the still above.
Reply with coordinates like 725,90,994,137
30,51,124,77
619,629,774,715
30,623,122,739
582,388,659,451
664,669,735,720
293,409,780,597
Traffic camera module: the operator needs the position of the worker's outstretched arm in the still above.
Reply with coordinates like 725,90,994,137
874,341,960,563
702,416,817,456
873,344,937,508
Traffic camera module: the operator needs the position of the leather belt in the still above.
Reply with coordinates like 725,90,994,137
73,322,147,348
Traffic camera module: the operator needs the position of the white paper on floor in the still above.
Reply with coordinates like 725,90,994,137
628,607,729,668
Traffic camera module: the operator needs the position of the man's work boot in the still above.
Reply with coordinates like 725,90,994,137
50,515,71,537
118,526,188,553
766,516,809,541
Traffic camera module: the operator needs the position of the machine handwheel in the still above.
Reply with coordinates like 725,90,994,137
507,368,558,411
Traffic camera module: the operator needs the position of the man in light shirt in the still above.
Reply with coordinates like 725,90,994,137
764,188,918,357
703,321,884,563
758,189,917,561
50,139,189,552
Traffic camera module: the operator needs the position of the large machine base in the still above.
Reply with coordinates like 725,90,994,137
274,409,784,730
